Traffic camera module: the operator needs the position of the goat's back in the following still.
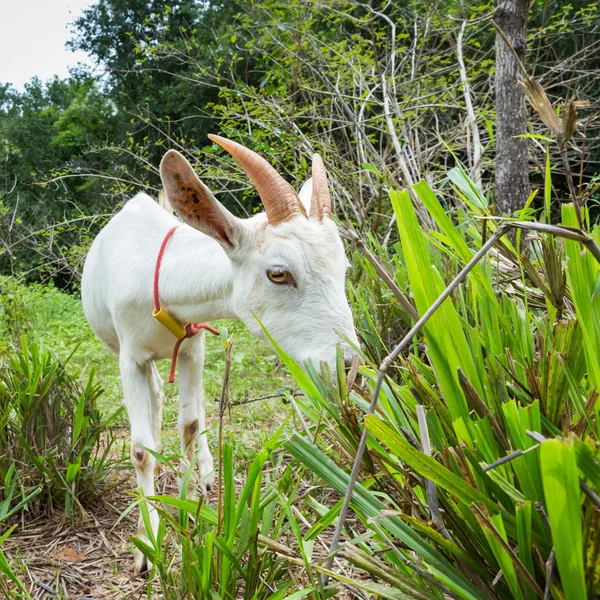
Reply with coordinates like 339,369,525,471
81,193,179,354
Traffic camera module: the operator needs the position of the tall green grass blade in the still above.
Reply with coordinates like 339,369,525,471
540,439,586,600
391,189,477,432
285,433,486,599
562,204,600,391
366,415,503,515
544,149,551,224
515,502,536,600
480,514,522,600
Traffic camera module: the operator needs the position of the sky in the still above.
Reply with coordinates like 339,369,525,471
0,0,97,91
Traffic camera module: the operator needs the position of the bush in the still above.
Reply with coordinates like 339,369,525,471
278,170,600,599
0,277,34,347
0,338,123,518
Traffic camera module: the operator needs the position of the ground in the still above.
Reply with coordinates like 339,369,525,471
3,287,301,598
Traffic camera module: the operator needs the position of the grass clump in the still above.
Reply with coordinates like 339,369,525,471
0,338,123,518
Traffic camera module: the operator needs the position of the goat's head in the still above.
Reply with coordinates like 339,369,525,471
160,135,359,372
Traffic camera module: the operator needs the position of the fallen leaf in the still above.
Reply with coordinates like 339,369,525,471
57,547,86,562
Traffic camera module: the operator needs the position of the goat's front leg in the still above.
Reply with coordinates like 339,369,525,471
178,339,214,495
120,352,158,575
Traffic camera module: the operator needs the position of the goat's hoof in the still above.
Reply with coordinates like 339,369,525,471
133,550,152,578
198,453,215,493
201,471,216,495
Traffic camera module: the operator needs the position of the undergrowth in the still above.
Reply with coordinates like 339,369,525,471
0,339,122,518
2,168,600,597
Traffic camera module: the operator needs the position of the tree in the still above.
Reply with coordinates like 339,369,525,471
494,0,531,215
69,0,242,163
0,77,118,282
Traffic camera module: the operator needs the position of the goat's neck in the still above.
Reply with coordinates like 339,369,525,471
157,225,237,324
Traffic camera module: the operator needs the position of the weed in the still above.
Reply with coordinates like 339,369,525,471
0,338,123,517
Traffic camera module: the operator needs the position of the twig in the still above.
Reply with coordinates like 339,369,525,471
344,229,419,321
25,565,55,595
217,335,233,538
544,549,556,600
535,501,552,533
482,444,540,473
483,450,523,472
228,390,302,407
508,220,600,263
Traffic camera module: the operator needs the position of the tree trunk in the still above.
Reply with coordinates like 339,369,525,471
495,0,531,215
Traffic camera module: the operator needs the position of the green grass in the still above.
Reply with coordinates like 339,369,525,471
0,338,120,518
1,281,293,466
270,169,600,599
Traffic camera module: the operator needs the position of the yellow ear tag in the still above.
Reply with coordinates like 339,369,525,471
152,308,187,339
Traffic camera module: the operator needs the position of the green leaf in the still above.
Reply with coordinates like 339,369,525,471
285,433,486,599
366,415,503,514
540,439,586,600
391,189,476,434
516,502,536,600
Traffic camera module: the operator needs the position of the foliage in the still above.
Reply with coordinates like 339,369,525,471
0,277,34,344
132,429,316,599
0,77,118,281
2,1,599,281
133,427,422,599
275,170,600,598
203,0,598,229
0,527,30,600
0,338,123,517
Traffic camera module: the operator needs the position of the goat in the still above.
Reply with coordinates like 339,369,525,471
81,135,359,574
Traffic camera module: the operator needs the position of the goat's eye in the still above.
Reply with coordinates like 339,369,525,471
267,268,295,286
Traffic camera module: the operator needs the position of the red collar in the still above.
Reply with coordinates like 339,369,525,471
153,225,219,383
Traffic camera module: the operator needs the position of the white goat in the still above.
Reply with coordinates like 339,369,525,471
81,135,359,573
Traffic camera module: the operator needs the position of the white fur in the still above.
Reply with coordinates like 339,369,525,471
81,183,358,573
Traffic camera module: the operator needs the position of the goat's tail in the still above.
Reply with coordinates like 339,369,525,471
158,189,175,214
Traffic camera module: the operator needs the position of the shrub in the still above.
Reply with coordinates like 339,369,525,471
279,171,600,599
131,431,332,599
0,338,123,518
0,277,34,347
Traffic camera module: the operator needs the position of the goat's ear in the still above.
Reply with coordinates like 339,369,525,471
160,150,241,250
298,177,313,215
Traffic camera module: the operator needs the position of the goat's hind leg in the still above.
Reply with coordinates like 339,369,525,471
147,361,164,474
120,351,158,576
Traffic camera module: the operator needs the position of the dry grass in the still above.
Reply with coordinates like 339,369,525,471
4,467,196,599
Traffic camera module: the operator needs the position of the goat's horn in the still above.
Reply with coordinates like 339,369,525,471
310,153,332,220
208,134,306,225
